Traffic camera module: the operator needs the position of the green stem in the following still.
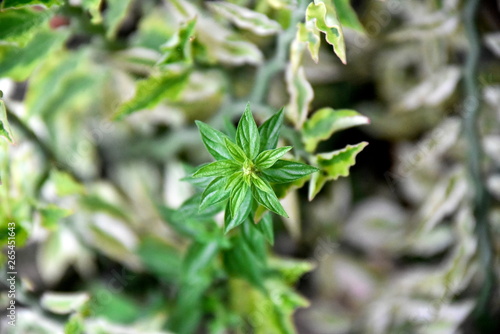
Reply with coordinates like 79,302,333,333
462,0,496,327
249,0,309,105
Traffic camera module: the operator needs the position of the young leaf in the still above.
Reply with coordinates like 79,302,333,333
251,175,274,194
302,108,370,152
225,171,244,191
254,146,292,169
113,70,190,119
262,160,319,183
193,160,240,178
252,185,288,218
309,142,368,200
200,177,230,211
224,190,252,233
195,121,232,161
207,1,281,36
236,103,260,159
0,100,14,143
229,177,250,218
259,108,284,151
306,0,346,64
224,138,247,163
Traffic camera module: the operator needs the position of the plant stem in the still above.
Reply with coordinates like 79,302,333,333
462,0,496,328
249,0,309,105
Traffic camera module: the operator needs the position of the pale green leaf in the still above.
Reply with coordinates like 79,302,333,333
207,1,281,36
308,142,367,200
286,63,314,129
302,108,370,152
236,103,260,159
50,170,85,196
193,160,240,178
113,70,190,119
41,292,89,315
254,146,292,169
40,205,72,230
307,0,346,64
224,138,247,163
251,175,274,194
333,0,365,33
82,0,103,24
104,0,134,39
195,121,232,161
200,177,230,211
0,100,14,143
252,185,288,217
297,20,321,63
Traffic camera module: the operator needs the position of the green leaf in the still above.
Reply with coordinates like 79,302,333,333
302,108,370,152
308,142,367,200
0,100,14,143
113,70,190,119
255,146,292,169
50,170,85,196
307,0,346,64
207,1,281,36
40,292,89,315
195,120,232,161
200,176,230,211
40,205,72,230
333,0,365,33
1,0,62,9
251,175,274,194
0,29,69,81
224,190,252,233
225,171,244,190
229,176,250,218
0,7,51,45
236,103,260,159
104,0,134,39
259,108,284,151
253,212,274,245
297,20,321,63
262,160,319,183
81,0,103,24
252,185,288,217
224,138,247,163
157,17,196,67
193,160,240,178
64,314,85,334
137,236,181,282
183,241,219,279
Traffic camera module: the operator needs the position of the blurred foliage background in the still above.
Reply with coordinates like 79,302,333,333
1,0,500,333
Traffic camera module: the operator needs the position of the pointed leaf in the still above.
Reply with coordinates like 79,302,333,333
262,160,319,183
307,0,346,64
302,108,370,152
0,100,14,143
200,177,230,211
113,70,190,119
229,176,250,218
225,171,244,190
251,175,274,194
207,1,281,36
193,160,240,178
255,146,292,169
333,0,365,33
236,104,260,159
224,190,252,233
309,142,367,200
259,108,284,151
252,185,288,217
224,138,247,163
195,121,232,160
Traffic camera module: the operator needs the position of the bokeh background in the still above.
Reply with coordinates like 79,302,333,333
1,0,500,333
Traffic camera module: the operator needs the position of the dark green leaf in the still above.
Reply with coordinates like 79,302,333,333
0,8,51,44
113,70,190,119
224,190,252,233
193,160,240,178
229,176,250,218
251,185,288,217
224,137,247,163
261,160,319,183
255,146,292,169
259,107,284,151
200,176,230,211
236,103,260,159
195,120,232,160
2,0,62,9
